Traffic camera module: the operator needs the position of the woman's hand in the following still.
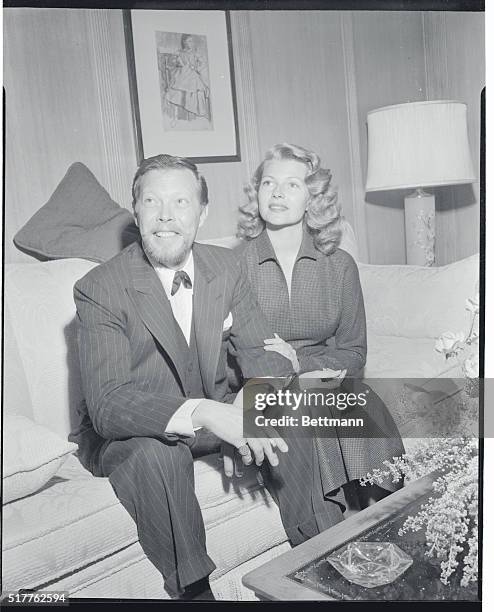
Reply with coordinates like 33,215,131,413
298,368,347,391
263,333,300,373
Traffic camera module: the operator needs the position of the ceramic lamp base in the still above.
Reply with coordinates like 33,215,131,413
404,189,435,266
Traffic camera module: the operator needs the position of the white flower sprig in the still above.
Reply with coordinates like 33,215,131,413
361,438,478,587
435,292,479,379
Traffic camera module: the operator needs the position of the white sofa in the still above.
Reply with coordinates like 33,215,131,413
2,249,478,600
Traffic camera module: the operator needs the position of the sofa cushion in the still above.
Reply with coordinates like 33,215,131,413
47,543,167,599
13,163,139,263
3,415,78,504
2,455,139,591
364,335,464,379
3,302,34,421
2,454,287,592
5,259,97,438
359,254,478,339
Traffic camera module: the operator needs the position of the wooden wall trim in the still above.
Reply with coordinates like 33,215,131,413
421,12,429,98
340,13,369,263
87,10,133,208
421,11,483,265
229,11,261,180
422,11,449,99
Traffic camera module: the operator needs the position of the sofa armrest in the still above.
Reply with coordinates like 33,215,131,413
358,254,479,339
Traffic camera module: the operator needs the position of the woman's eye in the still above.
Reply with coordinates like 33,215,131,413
261,179,273,187
177,198,189,206
288,182,300,189
143,197,155,205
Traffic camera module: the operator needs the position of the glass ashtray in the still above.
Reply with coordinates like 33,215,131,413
327,541,413,588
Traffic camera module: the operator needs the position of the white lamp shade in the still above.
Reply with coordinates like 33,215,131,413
365,100,476,192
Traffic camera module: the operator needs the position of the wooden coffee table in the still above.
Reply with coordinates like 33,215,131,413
242,472,476,601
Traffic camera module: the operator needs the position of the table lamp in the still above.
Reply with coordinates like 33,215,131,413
365,100,476,266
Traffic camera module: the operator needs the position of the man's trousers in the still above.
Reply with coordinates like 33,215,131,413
92,431,345,596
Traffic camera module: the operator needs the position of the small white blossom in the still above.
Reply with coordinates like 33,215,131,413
435,293,479,397
435,331,466,357
465,293,480,315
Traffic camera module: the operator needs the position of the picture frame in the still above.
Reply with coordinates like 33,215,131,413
123,9,240,164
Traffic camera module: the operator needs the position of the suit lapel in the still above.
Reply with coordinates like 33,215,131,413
192,245,226,395
126,244,188,391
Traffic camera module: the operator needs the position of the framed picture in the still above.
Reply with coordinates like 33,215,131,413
123,10,240,164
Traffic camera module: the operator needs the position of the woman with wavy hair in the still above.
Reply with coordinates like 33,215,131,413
236,143,404,542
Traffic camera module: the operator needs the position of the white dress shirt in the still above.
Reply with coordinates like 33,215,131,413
154,253,202,437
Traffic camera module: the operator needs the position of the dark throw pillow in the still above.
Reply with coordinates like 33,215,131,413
14,162,139,263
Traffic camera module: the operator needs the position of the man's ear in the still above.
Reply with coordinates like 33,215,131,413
198,204,208,228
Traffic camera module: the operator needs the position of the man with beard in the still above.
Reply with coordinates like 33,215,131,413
70,154,297,600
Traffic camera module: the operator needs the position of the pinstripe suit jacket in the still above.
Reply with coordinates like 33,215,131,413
71,240,292,463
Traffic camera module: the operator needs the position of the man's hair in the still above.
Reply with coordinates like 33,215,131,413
132,154,208,209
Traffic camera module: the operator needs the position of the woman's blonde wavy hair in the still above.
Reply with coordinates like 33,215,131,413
237,143,342,255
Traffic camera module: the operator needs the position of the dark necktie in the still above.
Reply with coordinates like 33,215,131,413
171,270,192,296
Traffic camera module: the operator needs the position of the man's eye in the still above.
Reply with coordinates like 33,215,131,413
177,198,189,206
143,197,155,205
